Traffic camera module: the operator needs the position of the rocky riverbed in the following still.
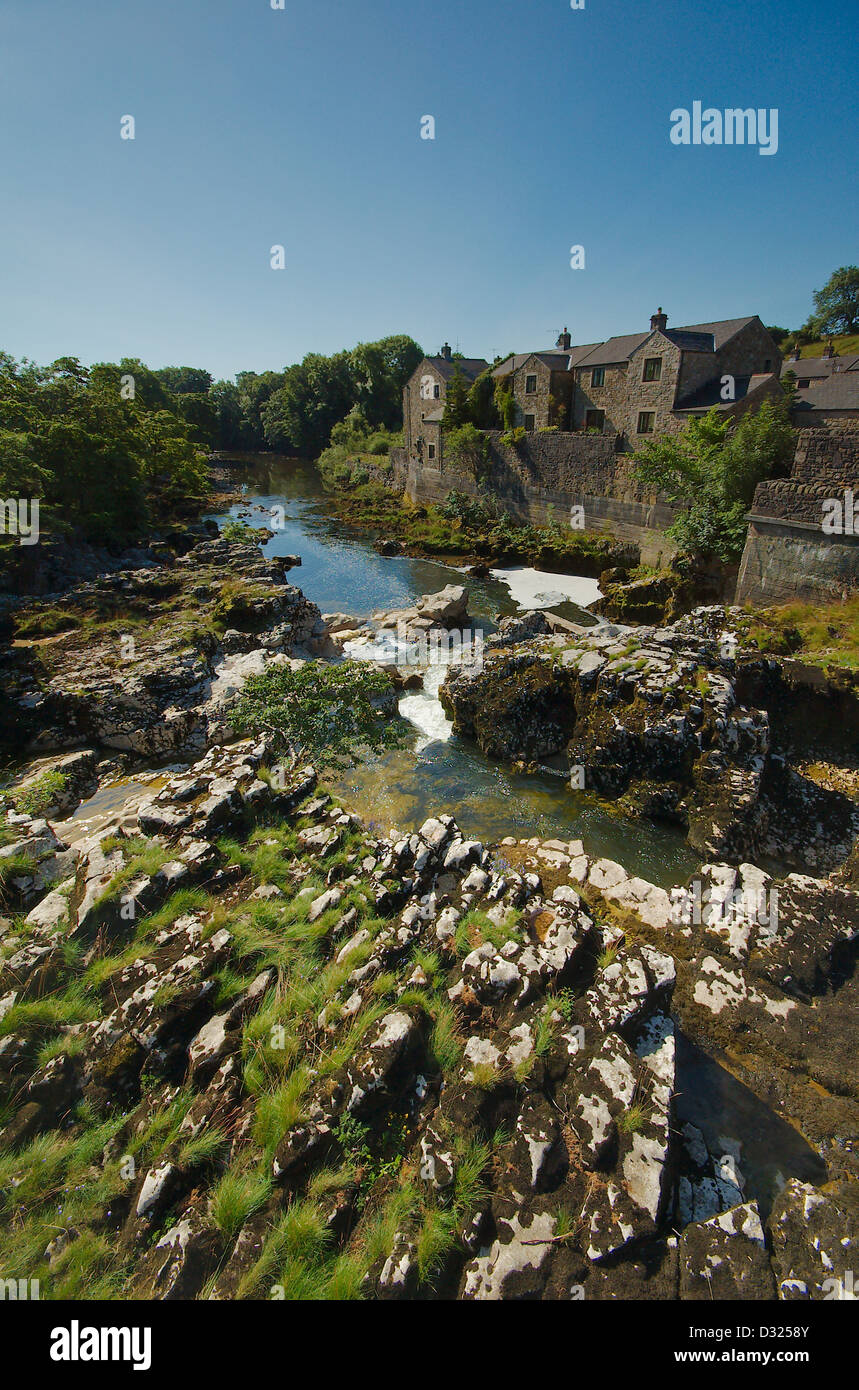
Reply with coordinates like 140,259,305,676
0,523,856,1301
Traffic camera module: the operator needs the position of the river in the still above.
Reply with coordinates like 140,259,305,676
205,459,698,887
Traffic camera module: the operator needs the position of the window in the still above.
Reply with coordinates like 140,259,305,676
764,359,772,372
642,357,662,382
637,411,655,434
525,374,538,394
798,379,810,389
524,414,536,431
591,367,605,388
433,384,440,398
428,444,436,460
585,409,605,431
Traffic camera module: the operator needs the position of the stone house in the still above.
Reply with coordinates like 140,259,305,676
491,310,782,450
781,342,859,415
402,343,490,468
491,332,598,431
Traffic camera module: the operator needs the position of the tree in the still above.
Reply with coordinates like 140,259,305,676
442,365,470,428
229,661,409,770
632,400,793,562
155,366,214,396
812,266,859,336
0,351,207,542
349,335,422,430
466,369,501,429
764,325,791,347
444,423,491,483
493,379,517,431
262,352,355,456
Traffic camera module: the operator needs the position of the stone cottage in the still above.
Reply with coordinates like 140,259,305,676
402,343,490,468
493,310,784,450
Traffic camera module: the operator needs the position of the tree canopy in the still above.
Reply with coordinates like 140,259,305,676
811,266,859,337
0,354,208,542
229,660,409,770
632,399,794,562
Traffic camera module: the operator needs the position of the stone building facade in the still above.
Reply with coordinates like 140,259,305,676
736,417,859,604
569,311,783,448
402,344,490,469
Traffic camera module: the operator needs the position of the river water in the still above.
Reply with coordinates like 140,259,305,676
206,460,698,887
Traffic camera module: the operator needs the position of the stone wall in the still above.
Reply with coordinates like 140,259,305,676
392,430,680,566
736,418,859,604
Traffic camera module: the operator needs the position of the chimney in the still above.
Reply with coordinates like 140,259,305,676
556,326,572,350
791,345,802,361
650,306,668,333
823,339,836,359
441,342,453,361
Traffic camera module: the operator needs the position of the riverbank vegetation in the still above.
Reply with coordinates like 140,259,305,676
632,399,794,562
736,596,859,675
319,479,631,574
0,354,209,544
0,335,422,553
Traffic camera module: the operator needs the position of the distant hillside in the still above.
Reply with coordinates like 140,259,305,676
790,334,859,359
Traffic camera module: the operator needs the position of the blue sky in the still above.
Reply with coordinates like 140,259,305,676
1,0,856,379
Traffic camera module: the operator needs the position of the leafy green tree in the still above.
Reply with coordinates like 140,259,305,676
0,352,207,542
236,370,285,449
262,353,355,456
155,366,214,396
493,379,516,431
441,365,470,428
444,423,491,482
812,266,859,336
230,661,409,770
466,369,501,429
349,335,422,430
632,400,793,562
209,380,245,450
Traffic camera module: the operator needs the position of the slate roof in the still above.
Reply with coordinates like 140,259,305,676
575,317,760,368
781,355,859,381
675,372,779,411
426,356,490,383
492,344,601,377
793,374,859,412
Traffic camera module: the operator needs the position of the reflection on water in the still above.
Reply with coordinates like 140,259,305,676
207,459,699,888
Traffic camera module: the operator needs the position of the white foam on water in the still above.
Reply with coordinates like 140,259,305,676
344,634,455,752
399,664,454,752
491,565,601,610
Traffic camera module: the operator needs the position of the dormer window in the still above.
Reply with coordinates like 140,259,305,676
643,357,662,382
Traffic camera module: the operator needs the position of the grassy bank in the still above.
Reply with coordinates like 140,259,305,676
736,596,859,674
319,479,632,576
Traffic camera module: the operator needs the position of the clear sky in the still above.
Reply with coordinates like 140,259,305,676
1,0,856,380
